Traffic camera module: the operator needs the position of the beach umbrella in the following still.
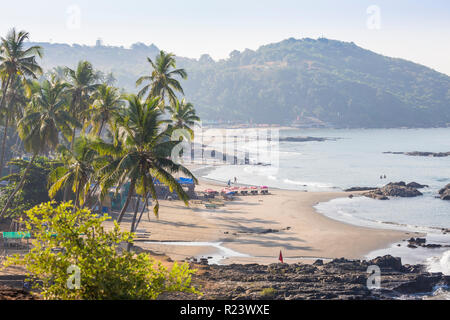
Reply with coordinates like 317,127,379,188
279,251,284,264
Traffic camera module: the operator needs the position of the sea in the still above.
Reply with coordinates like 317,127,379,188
192,127,450,278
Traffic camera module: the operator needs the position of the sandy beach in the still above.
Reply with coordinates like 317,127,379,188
112,178,417,265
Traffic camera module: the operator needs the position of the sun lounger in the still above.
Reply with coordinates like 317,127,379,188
2,232,32,255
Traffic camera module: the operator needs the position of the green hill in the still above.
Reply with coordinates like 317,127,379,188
29,38,450,128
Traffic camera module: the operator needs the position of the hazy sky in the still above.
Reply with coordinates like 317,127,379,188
1,0,450,75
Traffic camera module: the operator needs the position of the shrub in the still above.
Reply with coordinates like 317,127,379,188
260,287,277,298
2,202,200,300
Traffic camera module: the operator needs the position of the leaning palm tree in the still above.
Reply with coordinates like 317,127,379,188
136,51,187,108
93,95,197,231
0,78,79,218
48,136,102,208
64,61,99,147
84,84,123,136
167,99,200,139
0,28,42,114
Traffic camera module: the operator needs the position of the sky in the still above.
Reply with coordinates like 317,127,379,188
1,0,450,75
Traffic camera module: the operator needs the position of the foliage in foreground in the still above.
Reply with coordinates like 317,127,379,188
2,202,200,300
0,157,61,219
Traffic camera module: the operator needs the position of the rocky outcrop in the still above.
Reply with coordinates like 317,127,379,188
0,285,37,300
406,182,429,189
384,151,450,157
439,184,450,200
279,136,338,142
344,187,377,192
159,255,450,300
363,182,423,200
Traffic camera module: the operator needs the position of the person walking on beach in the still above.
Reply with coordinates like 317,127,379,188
234,177,237,184
228,179,231,187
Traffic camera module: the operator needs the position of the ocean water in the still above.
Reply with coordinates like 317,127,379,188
197,128,450,274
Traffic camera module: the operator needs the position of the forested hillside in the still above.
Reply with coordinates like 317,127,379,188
29,38,450,127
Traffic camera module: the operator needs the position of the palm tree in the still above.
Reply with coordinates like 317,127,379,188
167,99,200,139
93,95,197,230
85,84,123,136
48,136,102,208
0,76,27,176
0,78,79,219
136,51,187,108
0,29,42,114
64,61,99,147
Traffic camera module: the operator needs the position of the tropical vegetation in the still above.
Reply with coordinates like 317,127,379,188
0,28,201,299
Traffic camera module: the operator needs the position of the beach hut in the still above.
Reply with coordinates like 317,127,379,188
250,186,259,195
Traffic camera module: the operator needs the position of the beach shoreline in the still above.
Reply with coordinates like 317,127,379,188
117,174,416,265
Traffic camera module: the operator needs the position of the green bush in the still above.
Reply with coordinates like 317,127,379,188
0,157,62,219
260,287,277,298
2,202,200,300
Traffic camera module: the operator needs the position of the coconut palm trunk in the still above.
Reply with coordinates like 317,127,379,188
135,193,149,232
0,75,11,114
127,195,142,251
98,119,105,137
0,116,10,177
117,179,136,224
0,153,37,219
74,180,82,211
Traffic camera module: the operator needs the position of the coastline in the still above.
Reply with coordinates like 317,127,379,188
120,172,414,265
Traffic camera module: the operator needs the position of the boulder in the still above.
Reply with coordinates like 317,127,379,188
344,187,377,192
406,182,429,189
369,255,403,272
363,182,423,200
439,184,450,200
441,191,450,200
438,184,450,195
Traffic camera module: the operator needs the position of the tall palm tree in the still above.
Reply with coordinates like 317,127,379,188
93,95,197,229
0,78,79,218
64,61,99,147
0,76,27,176
167,99,200,139
48,136,102,208
0,28,42,114
85,84,123,136
136,51,187,108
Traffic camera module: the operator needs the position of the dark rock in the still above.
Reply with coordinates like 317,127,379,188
345,187,377,192
394,275,442,294
438,184,450,195
441,189,450,201
279,136,332,142
313,259,324,266
385,151,450,158
168,255,449,301
408,237,426,245
406,182,429,189
369,255,403,272
363,182,423,200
